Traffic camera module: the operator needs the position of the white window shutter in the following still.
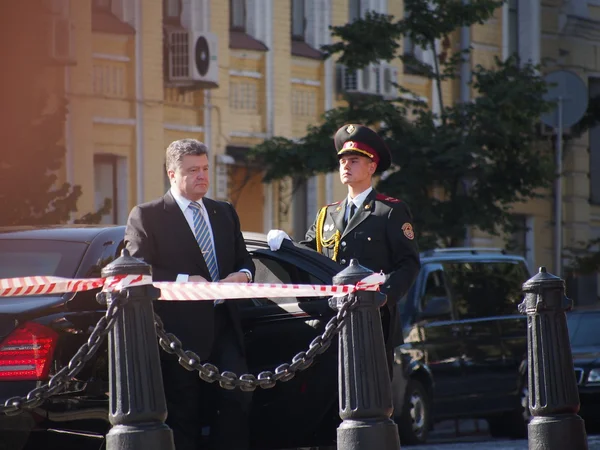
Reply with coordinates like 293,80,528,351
180,0,192,30
246,0,257,36
180,0,206,32
305,0,316,47
308,0,330,49
517,0,540,65
246,0,268,43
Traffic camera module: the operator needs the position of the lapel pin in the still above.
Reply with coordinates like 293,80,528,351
336,207,341,211
365,205,370,210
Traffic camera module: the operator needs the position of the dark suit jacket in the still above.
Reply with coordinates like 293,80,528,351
302,189,420,351
124,190,256,360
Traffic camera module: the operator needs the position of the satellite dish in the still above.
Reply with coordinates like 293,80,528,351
194,36,210,77
540,70,588,129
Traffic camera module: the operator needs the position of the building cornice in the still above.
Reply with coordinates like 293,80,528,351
559,14,600,42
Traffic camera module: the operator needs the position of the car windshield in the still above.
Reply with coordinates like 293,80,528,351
567,311,600,347
0,240,88,279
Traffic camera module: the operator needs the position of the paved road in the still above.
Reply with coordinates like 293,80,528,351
403,419,599,449
407,435,600,449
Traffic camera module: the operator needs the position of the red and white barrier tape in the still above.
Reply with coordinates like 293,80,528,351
0,273,385,301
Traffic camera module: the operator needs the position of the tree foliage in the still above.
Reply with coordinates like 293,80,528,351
248,0,555,248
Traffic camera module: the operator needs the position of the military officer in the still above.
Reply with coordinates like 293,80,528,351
267,123,421,379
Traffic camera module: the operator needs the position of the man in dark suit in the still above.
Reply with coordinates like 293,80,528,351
125,138,255,450
268,124,420,379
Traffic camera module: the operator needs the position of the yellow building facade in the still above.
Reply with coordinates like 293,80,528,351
59,0,600,292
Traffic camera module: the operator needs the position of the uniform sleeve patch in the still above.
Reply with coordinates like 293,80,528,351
376,193,400,203
402,223,415,240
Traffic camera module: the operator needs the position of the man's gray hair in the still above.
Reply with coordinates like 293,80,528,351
165,138,209,172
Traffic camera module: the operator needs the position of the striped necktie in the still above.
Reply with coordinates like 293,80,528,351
189,202,222,305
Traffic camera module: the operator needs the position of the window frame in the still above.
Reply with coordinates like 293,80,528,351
163,0,182,25
230,0,246,32
291,0,306,41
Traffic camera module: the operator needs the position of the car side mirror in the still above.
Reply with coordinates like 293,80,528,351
419,296,451,320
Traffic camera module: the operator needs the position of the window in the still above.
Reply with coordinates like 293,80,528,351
444,261,529,320
229,81,258,111
292,89,316,116
164,0,181,24
506,214,534,270
348,0,361,21
420,269,452,320
508,0,519,57
0,240,87,279
568,312,600,347
94,154,128,225
589,78,600,204
230,0,246,31
291,0,306,40
251,257,300,305
402,10,427,74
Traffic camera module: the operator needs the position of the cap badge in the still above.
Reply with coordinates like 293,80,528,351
346,124,355,134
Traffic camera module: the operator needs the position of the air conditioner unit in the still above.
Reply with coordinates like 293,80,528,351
167,30,219,88
49,16,74,62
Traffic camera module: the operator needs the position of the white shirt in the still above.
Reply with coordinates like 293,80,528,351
171,188,216,250
170,188,251,283
345,186,373,222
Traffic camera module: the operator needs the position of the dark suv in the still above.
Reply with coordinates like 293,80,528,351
397,248,532,442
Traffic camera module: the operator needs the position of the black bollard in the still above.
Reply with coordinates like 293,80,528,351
518,266,588,450
99,249,175,450
331,259,401,450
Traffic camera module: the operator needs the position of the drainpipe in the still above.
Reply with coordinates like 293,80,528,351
64,66,74,191
134,0,144,204
205,91,213,198
263,0,275,231
324,0,334,204
502,1,509,60
460,0,471,246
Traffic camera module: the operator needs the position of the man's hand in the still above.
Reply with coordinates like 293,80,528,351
267,229,291,251
189,275,208,282
219,272,248,283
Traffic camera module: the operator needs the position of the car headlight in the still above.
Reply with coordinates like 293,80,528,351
587,368,600,384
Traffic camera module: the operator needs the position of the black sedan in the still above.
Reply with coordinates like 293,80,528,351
0,225,432,450
568,307,600,432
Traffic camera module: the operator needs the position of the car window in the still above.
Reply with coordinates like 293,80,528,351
251,256,303,306
0,240,88,278
568,312,600,347
444,260,528,320
420,269,452,320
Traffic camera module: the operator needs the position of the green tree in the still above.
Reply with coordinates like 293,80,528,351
248,0,555,249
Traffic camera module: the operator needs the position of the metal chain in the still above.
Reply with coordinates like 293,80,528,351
0,291,129,416
155,296,356,392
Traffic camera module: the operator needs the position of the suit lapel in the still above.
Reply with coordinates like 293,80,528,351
163,191,210,276
342,190,376,238
330,198,347,235
203,198,226,280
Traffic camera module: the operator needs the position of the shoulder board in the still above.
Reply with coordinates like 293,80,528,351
376,194,401,204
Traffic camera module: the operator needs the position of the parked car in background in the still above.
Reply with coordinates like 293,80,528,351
567,306,600,432
397,248,532,442
0,226,431,450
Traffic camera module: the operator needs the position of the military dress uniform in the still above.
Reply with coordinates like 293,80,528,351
301,124,421,378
